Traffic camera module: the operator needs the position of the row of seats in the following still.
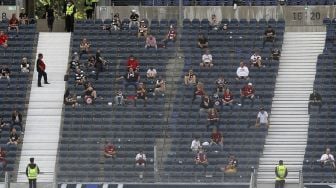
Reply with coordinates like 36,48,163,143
161,20,283,182
110,0,334,5
303,23,336,183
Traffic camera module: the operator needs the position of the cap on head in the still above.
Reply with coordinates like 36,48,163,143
30,157,34,163
248,82,252,86
131,9,136,13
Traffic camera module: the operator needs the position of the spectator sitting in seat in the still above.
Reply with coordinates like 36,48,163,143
0,65,11,87
215,75,228,93
7,128,19,145
222,88,234,109
207,108,219,131
154,76,165,98
104,141,117,158
146,67,157,82
138,20,148,38
135,150,146,166
84,82,97,104
129,10,139,29
236,61,249,80
200,49,213,68
198,34,208,49
87,55,95,68
163,25,177,48
263,25,275,48
308,89,322,114
116,68,140,91
112,13,121,30
250,51,263,68
192,82,205,103
21,57,30,73
195,149,208,169
134,83,147,107
191,136,201,152
320,148,336,169
200,95,214,114
222,23,228,32
239,82,255,107
0,31,8,48
8,13,19,35
11,110,22,130
222,154,238,174
184,69,197,86
114,89,125,106
271,48,281,60
210,14,219,30
75,68,85,86
19,13,29,25
64,89,78,108
127,55,139,71
79,38,91,58
0,116,8,133
212,92,222,111
210,128,223,150
145,35,157,50
0,147,6,168
255,107,269,128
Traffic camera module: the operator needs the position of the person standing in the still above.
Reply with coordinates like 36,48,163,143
275,160,288,188
84,0,94,19
46,5,55,32
26,157,40,188
36,53,50,87
65,0,76,32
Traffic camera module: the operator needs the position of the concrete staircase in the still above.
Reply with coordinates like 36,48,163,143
257,32,326,188
16,33,71,182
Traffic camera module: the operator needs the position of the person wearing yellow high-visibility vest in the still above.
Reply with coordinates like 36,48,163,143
84,0,94,19
65,0,76,32
25,158,40,188
275,160,288,188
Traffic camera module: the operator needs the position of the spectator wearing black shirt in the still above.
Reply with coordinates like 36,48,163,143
263,25,276,48
0,65,10,87
200,95,214,114
137,20,148,38
112,13,121,30
95,50,107,80
198,34,208,49
129,10,139,29
116,68,140,91
46,5,55,32
308,89,322,114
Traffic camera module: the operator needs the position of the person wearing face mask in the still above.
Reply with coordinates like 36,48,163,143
64,0,76,32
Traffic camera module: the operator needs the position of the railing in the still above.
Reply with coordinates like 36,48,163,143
249,168,257,188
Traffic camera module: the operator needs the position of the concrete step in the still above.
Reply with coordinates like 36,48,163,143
265,141,307,145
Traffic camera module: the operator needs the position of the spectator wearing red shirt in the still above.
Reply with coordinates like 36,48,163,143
8,13,19,35
163,25,177,48
127,55,139,71
0,147,6,168
222,88,234,109
195,149,208,170
0,30,8,48
239,82,255,107
210,128,223,151
104,141,117,158
207,108,219,131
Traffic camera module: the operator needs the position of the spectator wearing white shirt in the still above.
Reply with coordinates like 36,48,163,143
135,150,147,166
146,67,157,79
250,52,263,68
191,136,201,152
200,49,213,68
236,61,249,80
255,107,269,128
320,148,336,169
